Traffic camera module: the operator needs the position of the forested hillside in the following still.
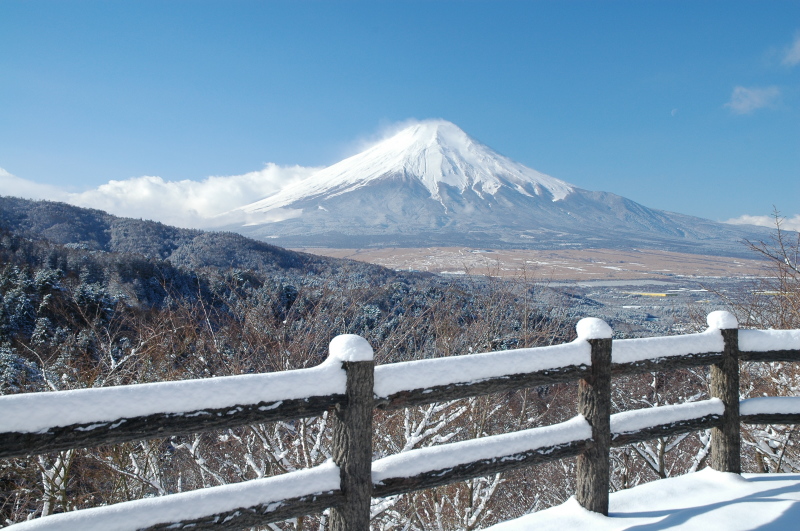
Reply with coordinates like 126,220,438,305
0,197,583,528
0,196,375,275
1,196,798,530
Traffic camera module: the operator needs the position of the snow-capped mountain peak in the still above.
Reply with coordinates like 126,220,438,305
230,119,770,255
241,119,574,213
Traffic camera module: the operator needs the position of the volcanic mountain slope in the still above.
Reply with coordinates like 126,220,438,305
232,120,769,256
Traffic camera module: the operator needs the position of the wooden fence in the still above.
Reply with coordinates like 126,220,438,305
2,311,800,530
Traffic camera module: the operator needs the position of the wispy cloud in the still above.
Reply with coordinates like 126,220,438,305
343,117,445,157
725,214,800,232
724,86,781,114
0,168,70,202
1,164,319,229
782,32,800,67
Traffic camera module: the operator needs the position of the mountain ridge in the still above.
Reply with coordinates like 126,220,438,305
0,195,392,277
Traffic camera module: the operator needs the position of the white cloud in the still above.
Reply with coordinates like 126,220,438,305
782,32,800,67
68,164,319,228
724,86,781,114
725,214,800,232
0,168,70,202
1,164,320,229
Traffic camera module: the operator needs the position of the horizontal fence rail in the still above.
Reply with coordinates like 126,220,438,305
0,362,348,459
373,341,591,410
2,312,800,530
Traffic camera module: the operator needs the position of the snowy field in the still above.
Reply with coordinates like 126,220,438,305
293,247,766,280
488,469,800,531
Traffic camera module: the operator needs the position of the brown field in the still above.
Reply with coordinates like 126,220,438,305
292,247,768,281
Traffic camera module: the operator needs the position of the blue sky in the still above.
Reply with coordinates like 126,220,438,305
1,1,798,228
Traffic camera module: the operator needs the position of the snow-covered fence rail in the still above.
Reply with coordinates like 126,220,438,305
373,340,592,410
0,359,348,460
2,311,800,530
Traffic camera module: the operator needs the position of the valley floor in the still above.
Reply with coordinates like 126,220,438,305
293,247,767,281
487,469,800,531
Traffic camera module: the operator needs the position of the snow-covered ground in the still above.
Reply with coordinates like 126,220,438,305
488,469,800,531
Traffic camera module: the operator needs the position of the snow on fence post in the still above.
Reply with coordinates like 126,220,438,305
708,311,742,474
574,318,613,515
328,335,375,531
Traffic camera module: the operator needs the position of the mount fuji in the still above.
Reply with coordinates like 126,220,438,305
231,120,767,256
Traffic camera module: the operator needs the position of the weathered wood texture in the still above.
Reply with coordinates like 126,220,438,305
710,328,741,473
741,413,800,425
375,364,590,410
329,361,374,531
611,351,723,376
576,338,612,515
740,350,800,362
0,395,342,460
143,491,344,530
372,439,590,498
611,414,723,447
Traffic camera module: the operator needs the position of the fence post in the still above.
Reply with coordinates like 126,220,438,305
328,335,375,531
575,318,613,515
708,311,741,474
